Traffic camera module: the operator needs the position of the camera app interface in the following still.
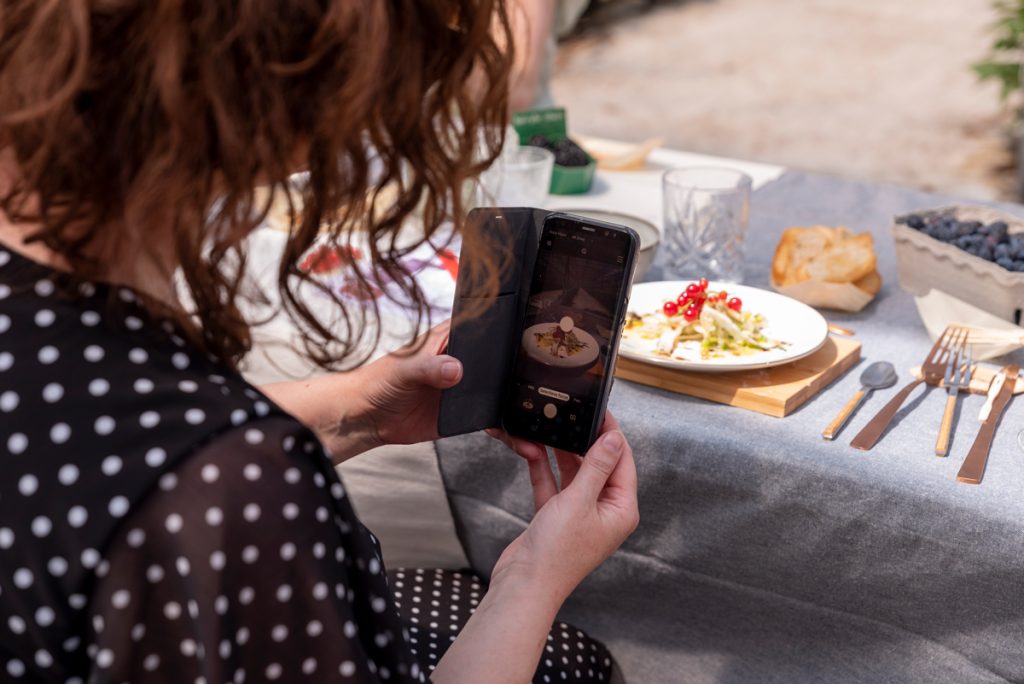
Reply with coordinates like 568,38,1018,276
508,218,629,446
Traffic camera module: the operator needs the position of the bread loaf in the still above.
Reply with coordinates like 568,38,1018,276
772,226,878,287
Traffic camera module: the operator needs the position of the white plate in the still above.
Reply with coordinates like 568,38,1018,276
620,281,828,372
523,323,600,368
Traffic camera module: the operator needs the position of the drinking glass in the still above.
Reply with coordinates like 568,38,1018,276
476,146,554,207
662,167,752,283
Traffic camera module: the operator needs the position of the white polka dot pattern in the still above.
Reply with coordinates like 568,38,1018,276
389,567,616,682
0,247,613,683
80,420,425,683
0,251,425,682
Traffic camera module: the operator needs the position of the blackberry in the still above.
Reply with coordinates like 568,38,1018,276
527,134,556,152
524,134,590,166
552,138,590,167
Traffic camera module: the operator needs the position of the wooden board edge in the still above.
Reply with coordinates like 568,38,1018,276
614,337,862,419
780,340,862,415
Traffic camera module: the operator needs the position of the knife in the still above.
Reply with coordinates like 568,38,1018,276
957,364,1019,484
978,371,1006,422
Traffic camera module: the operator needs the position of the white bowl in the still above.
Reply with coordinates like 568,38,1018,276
556,208,660,282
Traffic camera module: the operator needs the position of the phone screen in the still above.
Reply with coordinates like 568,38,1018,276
504,215,632,452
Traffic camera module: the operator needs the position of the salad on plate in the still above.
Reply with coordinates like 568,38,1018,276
533,317,590,358
624,278,785,361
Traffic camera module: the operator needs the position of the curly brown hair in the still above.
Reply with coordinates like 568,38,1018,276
0,0,511,369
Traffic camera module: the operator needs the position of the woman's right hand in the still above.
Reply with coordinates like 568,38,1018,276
432,415,637,683
486,412,639,604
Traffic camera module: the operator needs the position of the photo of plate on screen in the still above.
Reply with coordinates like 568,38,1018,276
620,279,828,372
522,316,600,370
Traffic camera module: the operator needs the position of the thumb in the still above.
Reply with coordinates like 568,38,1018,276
573,430,626,500
399,354,462,390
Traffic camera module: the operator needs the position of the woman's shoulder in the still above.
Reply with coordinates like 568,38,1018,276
0,246,279,454
0,248,325,630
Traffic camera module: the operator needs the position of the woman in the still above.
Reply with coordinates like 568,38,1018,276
508,0,590,112
0,1,638,683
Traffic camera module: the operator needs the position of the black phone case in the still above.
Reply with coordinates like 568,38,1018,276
438,207,638,448
437,207,548,437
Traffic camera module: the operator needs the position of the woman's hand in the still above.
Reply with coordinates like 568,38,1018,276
260,323,462,462
487,413,640,604
353,323,462,448
432,414,638,683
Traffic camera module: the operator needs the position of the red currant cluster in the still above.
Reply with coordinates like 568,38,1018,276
662,278,742,321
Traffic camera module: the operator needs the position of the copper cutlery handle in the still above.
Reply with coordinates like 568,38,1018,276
827,323,855,337
934,394,956,457
823,388,866,440
957,419,998,484
850,378,925,451
958,365,1018,484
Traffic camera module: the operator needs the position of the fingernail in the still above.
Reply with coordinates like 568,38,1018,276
601,430,624,453
441,360,461,382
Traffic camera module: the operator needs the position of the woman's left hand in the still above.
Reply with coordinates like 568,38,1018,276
260,323,462,462
354,322,462,449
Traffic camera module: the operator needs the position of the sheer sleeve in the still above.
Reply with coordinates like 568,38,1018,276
84,417,424,683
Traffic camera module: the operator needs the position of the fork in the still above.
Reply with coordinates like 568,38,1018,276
850,326,969,450
935,344,972,457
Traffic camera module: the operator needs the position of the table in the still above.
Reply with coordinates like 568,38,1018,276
436,168,1024,683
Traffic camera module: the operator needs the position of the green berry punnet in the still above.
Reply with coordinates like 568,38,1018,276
512,107,596,194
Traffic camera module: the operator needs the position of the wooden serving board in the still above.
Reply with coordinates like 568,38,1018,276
614,336,861,417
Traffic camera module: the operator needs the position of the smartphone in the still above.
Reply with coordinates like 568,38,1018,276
502,212,638,454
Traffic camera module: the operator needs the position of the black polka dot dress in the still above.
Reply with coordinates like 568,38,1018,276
386,568,616,683
0,246,617,683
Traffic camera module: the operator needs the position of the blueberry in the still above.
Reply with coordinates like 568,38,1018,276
978,245,995,261
1014,260,1024,272
996,243,1011,260
997,256,1015,270
987,222,1009,242
955,222,976,237
906,214,925,230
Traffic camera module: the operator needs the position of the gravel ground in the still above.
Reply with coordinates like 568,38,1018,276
553,0,1017,200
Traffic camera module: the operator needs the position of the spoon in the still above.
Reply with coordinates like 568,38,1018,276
823,361,898,440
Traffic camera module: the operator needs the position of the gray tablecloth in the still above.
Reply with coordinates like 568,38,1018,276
436,171,1024,684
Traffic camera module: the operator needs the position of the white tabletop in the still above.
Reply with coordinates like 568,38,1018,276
544,145,784,229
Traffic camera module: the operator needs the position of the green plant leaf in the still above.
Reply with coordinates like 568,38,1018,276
973,0,1024,103
974,61,1021,99
994,35,1021,49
